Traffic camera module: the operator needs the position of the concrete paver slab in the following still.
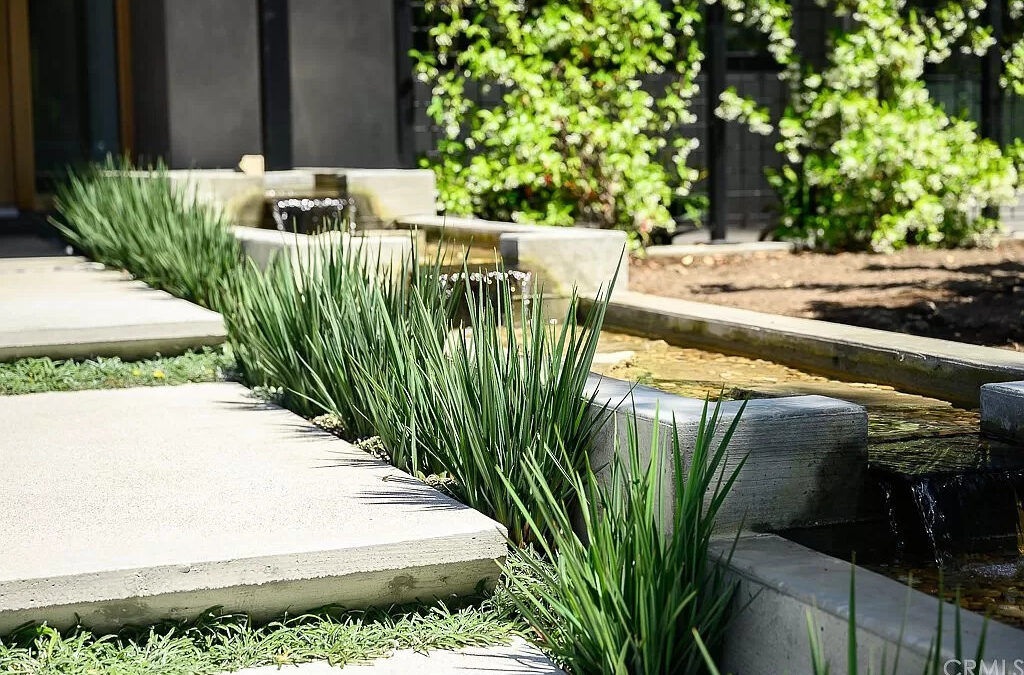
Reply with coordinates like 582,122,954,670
221,637,562,674
0,383,506,633
0,257,226,361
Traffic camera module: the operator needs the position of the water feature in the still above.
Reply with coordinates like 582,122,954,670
270,196,354,234
590,331,1024,629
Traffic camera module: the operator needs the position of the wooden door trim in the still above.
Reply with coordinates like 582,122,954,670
7,0,34,209
115,0,134,158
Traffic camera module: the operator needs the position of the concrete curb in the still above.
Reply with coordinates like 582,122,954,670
980,381,1024,442
232,227,413,273
587,291,1024,407
643,241,793,258
583,374,873,533
396,215,627,295
716,534,1024,673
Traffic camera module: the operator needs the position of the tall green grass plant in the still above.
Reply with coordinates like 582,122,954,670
53,159,240,310
504,400,747,674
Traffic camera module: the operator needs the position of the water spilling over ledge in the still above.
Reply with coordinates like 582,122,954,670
590,330,1024,629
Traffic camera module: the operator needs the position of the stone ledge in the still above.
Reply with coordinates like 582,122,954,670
301,168,437,229
232,227,413,272
980,381,1024,442
396,215,626,295
0,257,225,362
715,534,1024,674
0,383,506,634
584,374,872,533
587,291,1024,407
643,241,793,258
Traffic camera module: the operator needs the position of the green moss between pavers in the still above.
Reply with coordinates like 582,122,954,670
0,598,523,675
0,347,236,396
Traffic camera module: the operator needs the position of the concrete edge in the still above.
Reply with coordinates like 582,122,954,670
643,241,794,258
585,291,1024,406
979,380,1024,442
582,373,873,533
0,323,227,362
396,215,625,246
0,553,504,635
0,530,506,612
219,636,564,675
715,534,1024,672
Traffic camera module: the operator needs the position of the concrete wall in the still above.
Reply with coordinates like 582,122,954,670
288,0,402,168
131,0,262,168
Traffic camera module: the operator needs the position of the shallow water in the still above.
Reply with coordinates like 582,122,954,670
593,331,1024,629
592,331,979,441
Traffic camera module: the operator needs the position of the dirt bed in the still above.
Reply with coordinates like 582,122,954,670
630,240,1024,351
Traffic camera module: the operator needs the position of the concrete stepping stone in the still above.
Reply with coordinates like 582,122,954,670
0,383,506,634
221,637,562,674
0,257,225,361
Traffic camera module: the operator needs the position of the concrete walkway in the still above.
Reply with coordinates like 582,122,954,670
0,256,225,361
222,638,562,674
0,383,506,634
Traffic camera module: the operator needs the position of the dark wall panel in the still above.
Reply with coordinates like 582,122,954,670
132,0,261,168
164,0,262,167
289,0,401,168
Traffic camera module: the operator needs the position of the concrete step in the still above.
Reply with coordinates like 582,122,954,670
0,383,506,634
0,256,225,361
220,637,562,674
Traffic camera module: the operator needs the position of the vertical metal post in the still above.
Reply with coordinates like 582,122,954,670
981,0,1004,146
706,1,727,241
393,0,416,168
258,0,292,170
981,0,1004,219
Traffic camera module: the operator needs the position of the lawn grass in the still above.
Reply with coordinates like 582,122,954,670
0,347,236,396
0,599,522,675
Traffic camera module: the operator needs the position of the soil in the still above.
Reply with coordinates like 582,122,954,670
630,240,1024,350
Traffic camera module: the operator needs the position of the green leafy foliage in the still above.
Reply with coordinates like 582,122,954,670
718,0,1020,251
53,159,241,309
0,348,235,396
413,0,705,243
503,400,746,674
0,600,519,674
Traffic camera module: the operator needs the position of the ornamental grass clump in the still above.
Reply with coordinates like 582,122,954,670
504,399,746,675
360,264,614,546
223,236,454,441
53,159,241,310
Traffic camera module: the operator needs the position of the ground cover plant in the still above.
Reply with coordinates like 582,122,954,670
0,598,520,675
0,348,234,396
53,159,241,310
